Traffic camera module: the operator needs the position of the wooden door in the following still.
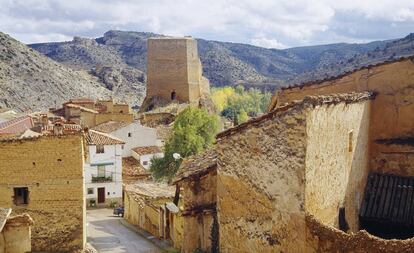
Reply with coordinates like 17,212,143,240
98,187,105,203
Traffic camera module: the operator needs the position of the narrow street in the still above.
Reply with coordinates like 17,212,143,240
86,209,163,253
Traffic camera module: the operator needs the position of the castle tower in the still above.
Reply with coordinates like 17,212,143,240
141,37,210,111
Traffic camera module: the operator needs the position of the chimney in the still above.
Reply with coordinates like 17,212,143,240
40,114,48,129
53,122,64,136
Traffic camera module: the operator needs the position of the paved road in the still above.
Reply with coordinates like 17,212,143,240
86,208,163,253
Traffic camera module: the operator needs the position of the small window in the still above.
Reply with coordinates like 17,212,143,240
348,130,353,152
121,145,124,150
14,187,29,205
338,207,349,232
143,161,148,166
96,145,105,154
87,188,94,194
171,91,176,100
128,133,132,137
98,165,105,177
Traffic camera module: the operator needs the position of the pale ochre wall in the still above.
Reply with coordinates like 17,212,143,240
216,104,308,253
0,134,85,252
1,223,31,253
124,191,179,239
271,59,414,176
180,171,217,253
305,101,371,232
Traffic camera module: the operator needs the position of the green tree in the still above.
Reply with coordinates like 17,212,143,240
150,106,220,180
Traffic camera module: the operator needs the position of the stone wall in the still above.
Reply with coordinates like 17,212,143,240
306,215,414,253
146,37,209,105
215,103,308,253
180,171,217,253
0,134,86,252
80,111,134,127
305,101,371,232
270,58,414,176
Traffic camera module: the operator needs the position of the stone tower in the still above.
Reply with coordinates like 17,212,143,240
141,37,210,111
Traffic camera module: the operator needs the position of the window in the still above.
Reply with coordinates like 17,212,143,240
98,165,106,177
348,130,354,152
143,161,148,166
87,188,94,194
128,132,132,137
14,187,29,205
338,207,349,232
96,145,105,154
171,91,176,100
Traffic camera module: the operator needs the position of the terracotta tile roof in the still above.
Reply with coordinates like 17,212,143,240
65,104,98,114
132,146,162,156
173,149,218,184
68,98,95,104
0,208,12,232
85,130,125,145
0,115,34,134
92,121,131,133
125,182,175,200
156,125,172,141
122,157,151,182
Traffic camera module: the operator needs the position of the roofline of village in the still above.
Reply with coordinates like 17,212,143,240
217,91,376,140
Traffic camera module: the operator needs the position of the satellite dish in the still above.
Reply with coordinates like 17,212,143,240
173,153,181,160
166,202,179,213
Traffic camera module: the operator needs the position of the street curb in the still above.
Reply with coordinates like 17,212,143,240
119,219,176,252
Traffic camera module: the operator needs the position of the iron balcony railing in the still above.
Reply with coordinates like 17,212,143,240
91,173,114,183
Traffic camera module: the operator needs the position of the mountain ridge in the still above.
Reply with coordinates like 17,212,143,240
30,30,414,90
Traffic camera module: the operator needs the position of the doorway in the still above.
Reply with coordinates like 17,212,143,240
98,187,105,204
171,91,176,100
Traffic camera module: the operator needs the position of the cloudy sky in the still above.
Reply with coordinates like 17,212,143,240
1,0,414,48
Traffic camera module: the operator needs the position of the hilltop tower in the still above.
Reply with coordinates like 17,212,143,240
140,37,210,111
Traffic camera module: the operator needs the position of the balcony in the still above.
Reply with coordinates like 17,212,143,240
91,173,114,183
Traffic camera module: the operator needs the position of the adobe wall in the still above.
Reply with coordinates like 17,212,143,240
306,215,414,253
271,59,414,176
305,100,371,232
94,113,134,126
180,171,217,253
0,134,86,252
215,104,308,253
1,214,33,253
124,191,171,238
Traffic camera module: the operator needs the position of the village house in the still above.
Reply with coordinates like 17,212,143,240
52,98,134,128
0,208,33,253
124,182,183,250
84,130,125,207
92,120,159,157
0,115,34,135
0,130,86,252
131,146,164,169
173,86,414,252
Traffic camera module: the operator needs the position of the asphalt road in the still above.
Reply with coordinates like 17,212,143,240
86,208,163,253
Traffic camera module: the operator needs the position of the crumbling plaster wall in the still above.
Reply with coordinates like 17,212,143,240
305,101,371,232
306,215,414,253
216,105,308,253
180,171,217,253
272,59,414,176
0,135,86,252
1,214,32,253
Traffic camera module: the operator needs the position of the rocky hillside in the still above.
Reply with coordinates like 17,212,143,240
30,30,414,91
0,32,113,111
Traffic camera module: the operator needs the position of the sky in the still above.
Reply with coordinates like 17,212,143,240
1,0,414,49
